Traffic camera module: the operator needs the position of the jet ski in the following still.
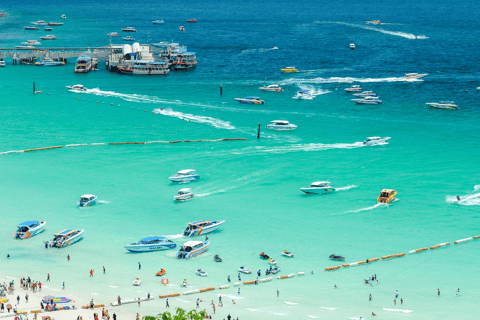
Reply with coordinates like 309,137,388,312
329,254,345,261
196,269,208,277
270,266,281,274
238,266,252,274
268,258,277,265
282,250,294,257
260,252,270,260
214,254,222,262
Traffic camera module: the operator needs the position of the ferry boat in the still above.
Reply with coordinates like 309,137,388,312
66,84,87,91
48,229,84,248
77,194,97,207
153,20,165,24
123,36,135,41
377,189,397,203
266,120,297,131
44,27,52,31
300,181,336,194
426,101,458,110
363,136,390,146
14,220,46,239
35,58,65,66
74,56,92,73
353,91,377,97
259,84,283,92
108,32,119,37
405,73,428,79
124,236,176,253
187,19,198,23
61,14,66,19
176,240,210,259
173,52,197,70
196,269,207,276
182,220,225,237
351,96,382,105
174,188,194,201
234,96,265,104
40,35,57,40
31,20,47,25
365,20,381,24
119,61,170,75
121,27,137,32
281,67,298,73
21,40,42,45
345,85,362,92
24,26,39,30
238,267,251,274
48,22,64,26
169,169,200,183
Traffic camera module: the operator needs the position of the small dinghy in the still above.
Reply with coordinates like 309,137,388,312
196,269,208,277
156,269,166,276
133,278,141,286
214,254,222,262
282,250,294,257
238,266,252,274
259,252,270,260
329,254,345,261
268,258,277,265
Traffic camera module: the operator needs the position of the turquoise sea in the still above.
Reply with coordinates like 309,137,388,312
1,0,480,319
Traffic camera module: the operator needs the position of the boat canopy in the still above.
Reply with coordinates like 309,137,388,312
55,229,73,236
178,169,195,174
182,241,203,247
439,101,454,104
271,120,289,124
18,221,39,227
76,56,91,61
312,181,330,186
140,236,166,242
381,189,395,193
267,85,279,88
366,136,381,140
245,96,260,99
80,194,95,198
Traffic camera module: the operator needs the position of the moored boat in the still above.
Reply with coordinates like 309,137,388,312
48,22,63,26
66,84,87,91
350,43,355,49
345,85,362,92
269,266,281,274
365,20,381,24
214,254,222,262
121,27,136,32
169,169,200,183
377,189,397,203
234,96,265,104
123,36,135,41
35,58,65,66
44,27,52,31
282,250,294,257
156,269,166,276
31,20,47,25
182,220,225,237
74,56,92,73
426,101,458,110
405,73,428,79
14,220,46,239
24,26,39,30
329,254,345,261
153,20,165,24
40,35,56,40
300,181,336,194
125,236,176,253
48,229,84,248
187,19,198,23
108,32,119,37
196,269,208,276
21,40,42,46
351,96,382,104
133,278,141,286
176,240,210,259
266,120,297,131
353,91,377,97
77,194,97,207
61,14,66,19
268,258,277,265
363,136,390,146
238,267,252,274
259,84,283,92
281,66,298,73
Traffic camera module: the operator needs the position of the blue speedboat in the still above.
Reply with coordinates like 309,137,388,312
77,194,97,207
48,229,84,248
35,58,65,67
169,169,200,183
234,96,265,104
124,236,176,253
182,220,225,237
176,240,210,259
14,220,46,239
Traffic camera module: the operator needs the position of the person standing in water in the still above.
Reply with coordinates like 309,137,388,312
369,294,372,301
138,262,141,270
277,290,279,297
238,288,240,295
47,274,50,282
62,282,65,290
67,255,70,261
438,288,441,296
227,275,230,282
166,298,169,308
103,266,105,273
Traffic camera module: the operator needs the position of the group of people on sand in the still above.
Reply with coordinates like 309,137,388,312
20,277,42,292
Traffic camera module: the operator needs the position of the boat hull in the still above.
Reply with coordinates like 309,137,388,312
300,187,336,194
174,194,194,201
77,198,97,207
234,99,264,105
176,242,210,259
14,221,46,239
183,221,225,237
125,243,176,253
169,174,200,183
51,229,84,248
266,125,297,131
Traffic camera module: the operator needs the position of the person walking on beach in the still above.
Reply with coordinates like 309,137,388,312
138,262,141,270
213,304,216,314
219,295,222,304
103,266,105,273
47,274,50,282
369,294,372,301
196,298,199,308
137,298,140,306
38,282,42,291
25,293,28,303
166,298,169,308
277,290,279,297
17,295,20,305
227,314,231,320
238,273,241,281
90,270,94,277
136,313,140,320
147,292,150,300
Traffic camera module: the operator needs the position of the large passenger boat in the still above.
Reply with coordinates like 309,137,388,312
74,56,92,73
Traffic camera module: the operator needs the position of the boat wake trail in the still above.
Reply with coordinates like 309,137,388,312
383,308,414,314
321,306,339,310
165,234,184,240
284,302,298,305
335,203,388,215
335,185,358,192
283,76,421,86
308,316,319,319
292,85,331,100
153,108,235,130
240,47,279,54
98,200,109,204
234,141,364,155
315,21,428,39
81,88,168,104
446,185,480,206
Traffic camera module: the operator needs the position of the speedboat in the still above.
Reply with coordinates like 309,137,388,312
133,278,141,286
156,269,166,276
270,266,281,274
124,236,176,253
176,240,210,259
48,22,63,26
66,84,87,92
353,91,377,97
365,20,381,24
260,252,270,260
14,220,46,239
214,254,222,262
238,267,252,274
31,20,47,25
16,45,37,49
174,188,194,201
187,19,198,23
281,67,298,73
179,26,185,32
266,120,297,131
377,189,397,203
35,58,65,67
329,254,345,261
21,40,42,46
363,136,390,146
123,36,135,41
426,101,458,110
268,258,277,265
259,84,283,92
0,61,5,67
77,194,97,207
152,41,168,47
44,27,52,31
405,73,428,79
297,89,310,95
345,85,362,92
234,96,265,104
169,169,200,183
107,32,119,37
48,229,84,248
350,43,355,49
282,250,294,257
196,269,208,277
24,26,39,30
351,96,382,104
61,14,66,19
40,35,56,40
153,20,165,24
300,181,336,194
182,220,225,237
272,46,279,50
121,27,137,32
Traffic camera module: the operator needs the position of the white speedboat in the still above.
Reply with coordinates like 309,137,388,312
48,229,84,248
182,220,225,237
196,269,208,277
21,40,42,46
351,96,382,104
123,36,135,41
15,45,36,49
31,20,47,25
405,73,428,79
266,120,297,131
259,84,283,92
353,91,377,97
133,278,141,286
107,32,119,37
300,181,336,194
174,188,194,201
152,42,168,47
61,14,66,19
345,85,362,92
124,236,176,252
66,84,87,91
0,61,5,67
282,250,294,257
176,240,210,259
350,43,355,49
77,194,97,207
153,20,165,24
44,27,52,31
234,96,265,104
268,258,277,265
121,27,137,32
40,35,56,40
426,101,458,110
14,220,46,239
238,267,252,274
169,169,200,183
363,136,390,146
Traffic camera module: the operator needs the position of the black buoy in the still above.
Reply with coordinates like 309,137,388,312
220,83,223,95
33,82,35,94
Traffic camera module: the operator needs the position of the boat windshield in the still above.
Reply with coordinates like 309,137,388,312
16,226,29,233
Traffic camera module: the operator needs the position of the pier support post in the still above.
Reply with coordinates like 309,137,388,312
33,82,35,94
220,84,222,95
257,124,260,139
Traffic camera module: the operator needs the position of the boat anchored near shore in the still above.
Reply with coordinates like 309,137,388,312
176,240,210,259
182,220,225,237
14,220,46,239
124,236,176,253
47,229,84,248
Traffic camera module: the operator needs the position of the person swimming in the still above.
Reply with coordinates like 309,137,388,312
456,195,461,201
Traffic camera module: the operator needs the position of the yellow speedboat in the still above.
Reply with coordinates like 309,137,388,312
281,67,298,73
377,189,396,203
